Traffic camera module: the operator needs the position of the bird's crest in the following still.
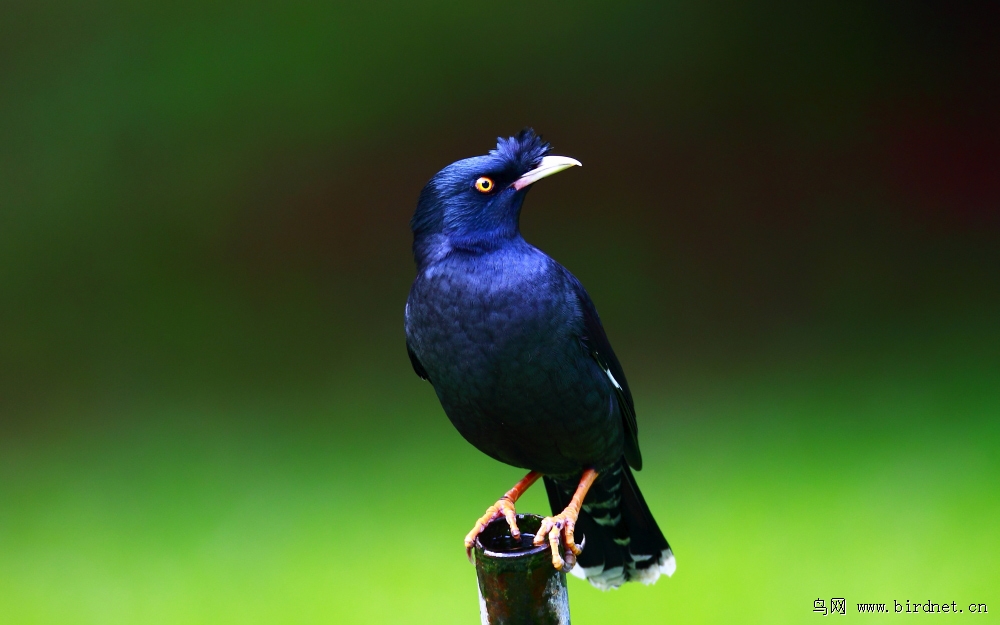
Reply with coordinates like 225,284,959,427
490,128,551,173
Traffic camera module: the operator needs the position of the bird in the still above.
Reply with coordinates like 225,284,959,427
404,129,674,589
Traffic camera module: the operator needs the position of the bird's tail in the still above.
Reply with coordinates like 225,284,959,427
544,461,675,590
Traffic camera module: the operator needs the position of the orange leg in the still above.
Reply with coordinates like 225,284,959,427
464,471,541,560
533,468,598,571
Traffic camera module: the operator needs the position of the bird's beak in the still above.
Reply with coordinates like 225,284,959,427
513,155,582,191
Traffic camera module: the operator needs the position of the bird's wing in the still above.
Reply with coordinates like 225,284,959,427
562,269,642,470
406,340,430,381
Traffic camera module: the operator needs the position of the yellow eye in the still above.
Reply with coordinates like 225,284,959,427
475,176,494,193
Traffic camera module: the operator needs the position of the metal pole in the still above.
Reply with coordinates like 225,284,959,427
473,513,570,625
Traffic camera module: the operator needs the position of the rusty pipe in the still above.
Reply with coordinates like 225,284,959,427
473,514,571,625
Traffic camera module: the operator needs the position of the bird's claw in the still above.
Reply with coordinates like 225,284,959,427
464,496,520,562
533,508,582,570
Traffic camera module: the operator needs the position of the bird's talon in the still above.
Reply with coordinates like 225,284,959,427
533,508,581,571
549,524,565,569
464,496,520,559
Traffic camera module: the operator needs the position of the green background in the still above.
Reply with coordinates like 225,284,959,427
2,2,997,623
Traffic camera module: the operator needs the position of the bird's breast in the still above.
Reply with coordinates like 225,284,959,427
406,253,577,372
405,251,620,472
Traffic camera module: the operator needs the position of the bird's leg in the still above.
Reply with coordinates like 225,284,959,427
534,468,598,571
464,471,541,560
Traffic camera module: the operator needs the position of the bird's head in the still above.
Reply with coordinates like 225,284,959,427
411,128,581,264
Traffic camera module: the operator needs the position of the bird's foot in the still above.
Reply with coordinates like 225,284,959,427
533,507,582,571
533,468,598,570
464,496,520,561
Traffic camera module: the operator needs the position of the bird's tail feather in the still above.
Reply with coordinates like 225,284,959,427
544,462,674,590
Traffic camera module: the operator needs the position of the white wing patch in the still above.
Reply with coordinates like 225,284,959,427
604,368,622,391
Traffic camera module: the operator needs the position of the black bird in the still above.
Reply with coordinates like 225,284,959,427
405,129,674,589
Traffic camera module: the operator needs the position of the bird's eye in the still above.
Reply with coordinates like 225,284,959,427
475,177,495,193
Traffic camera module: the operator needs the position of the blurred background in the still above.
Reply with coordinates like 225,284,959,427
1,1,998,623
